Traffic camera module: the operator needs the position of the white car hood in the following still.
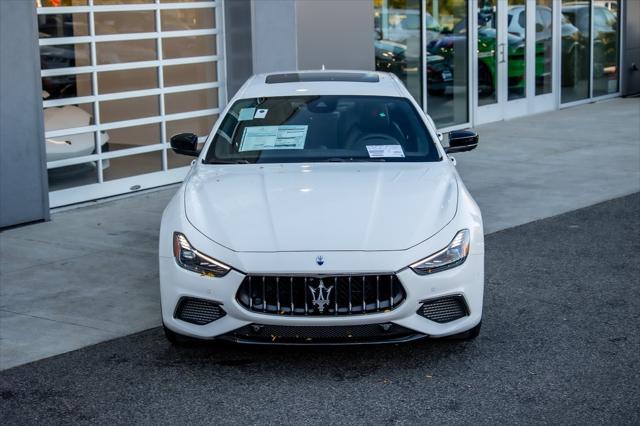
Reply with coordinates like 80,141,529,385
185,162,457,252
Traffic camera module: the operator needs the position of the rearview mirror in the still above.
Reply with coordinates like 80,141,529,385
170,133,200,157
445,130,478,154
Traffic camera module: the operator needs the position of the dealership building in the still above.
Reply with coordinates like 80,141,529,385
0,0,638,228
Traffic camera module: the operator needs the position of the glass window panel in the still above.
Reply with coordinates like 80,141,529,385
94,0,153,4
165,88,218,115
103,123,160,151
160,0,213,2
593,1,619,97
98,68,158,94
42,73,92,100
373,0,422,105
37,0,88,7
167,145,204,169
163,35,217,59
561,0,590,103
40,44,91,70
478,0,498,106
425,0,469,127
166,115,216,142
161,8,215,31
99,95,159,124
163,62,217,87
535,0,553,95
48,160,99,192
103,152,162,181
94,11,156,35
96,39,156,64
37,13,89,38
44,104,95,132
507,0,526,101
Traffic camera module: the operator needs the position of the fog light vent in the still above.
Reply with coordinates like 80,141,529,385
418,295,468,323
175,297,225,325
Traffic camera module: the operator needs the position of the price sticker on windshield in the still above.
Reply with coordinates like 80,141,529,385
366,145,405,158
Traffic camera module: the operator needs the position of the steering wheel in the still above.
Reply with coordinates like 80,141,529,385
349,133,399,150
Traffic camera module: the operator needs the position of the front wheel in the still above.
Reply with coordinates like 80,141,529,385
163,323,197,345
447,321,481,340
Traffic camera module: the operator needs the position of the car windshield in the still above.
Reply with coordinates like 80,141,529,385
204,95,440,164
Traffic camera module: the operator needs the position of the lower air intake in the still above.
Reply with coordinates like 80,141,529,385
174,297,225,325
418,295,469,323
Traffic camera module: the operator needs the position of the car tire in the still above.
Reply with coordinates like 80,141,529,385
448,320,481,340
163,323,197,345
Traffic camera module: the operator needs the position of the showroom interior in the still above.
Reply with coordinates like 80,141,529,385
0,0,636,228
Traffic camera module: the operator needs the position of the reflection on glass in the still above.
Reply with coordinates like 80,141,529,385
48,161,98,192
98,68,158,94
167,115,216,144
478,0,498,106
37,0,88,6
561,0,590,103
37,0,221,192
593,1,619,97
161,8,215,31
425,0,469,127
42,73,92,100
163,35,216,59
165,89,218,115
94,11,156,35
163,62,217,87
40,44,91,70
373,0,422,105
105,124,160,151
507,0,526,100
96,39,157,64
103,152,162,182
37,13,89,38
99,95,159,124
535,0,553,95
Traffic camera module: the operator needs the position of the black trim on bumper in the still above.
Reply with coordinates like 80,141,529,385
216,323,426,346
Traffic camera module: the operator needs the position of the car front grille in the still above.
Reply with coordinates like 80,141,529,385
219,323,422,344
236,274,405,316
417,295,469,323
174,297,226,325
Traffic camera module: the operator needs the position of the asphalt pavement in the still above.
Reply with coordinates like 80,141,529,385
1,193,639,425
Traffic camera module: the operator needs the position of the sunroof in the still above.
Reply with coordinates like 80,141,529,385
265,72,379,84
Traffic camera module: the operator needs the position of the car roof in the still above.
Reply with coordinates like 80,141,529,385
235,70,407,100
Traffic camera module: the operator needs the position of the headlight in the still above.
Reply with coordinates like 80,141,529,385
173,232,231,277
410,229,470,275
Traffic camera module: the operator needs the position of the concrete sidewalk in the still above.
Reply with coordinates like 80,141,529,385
1,97,638,370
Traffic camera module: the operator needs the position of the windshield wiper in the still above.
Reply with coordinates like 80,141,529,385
321,157,386,163
205,159,251,164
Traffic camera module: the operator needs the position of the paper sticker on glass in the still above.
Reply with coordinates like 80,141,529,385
239,125,308,152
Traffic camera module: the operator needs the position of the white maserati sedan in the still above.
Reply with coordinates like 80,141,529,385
159,71,483,345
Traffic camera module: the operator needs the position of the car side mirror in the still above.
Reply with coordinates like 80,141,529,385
170,133,200,157
445,129,479,154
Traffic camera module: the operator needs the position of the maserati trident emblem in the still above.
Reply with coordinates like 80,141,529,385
315,255,325,266
309,280,333,312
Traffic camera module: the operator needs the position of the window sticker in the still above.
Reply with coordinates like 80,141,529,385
238,107,256,121
254,108,268,119
239,125,308,152
366,145,405,158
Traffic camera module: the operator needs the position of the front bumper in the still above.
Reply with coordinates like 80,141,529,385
160,251,483,343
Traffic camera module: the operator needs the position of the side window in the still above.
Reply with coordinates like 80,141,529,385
518,11,526,29
538,9,551,29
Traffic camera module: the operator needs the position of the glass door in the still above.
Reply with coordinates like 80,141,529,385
475,0,554,124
